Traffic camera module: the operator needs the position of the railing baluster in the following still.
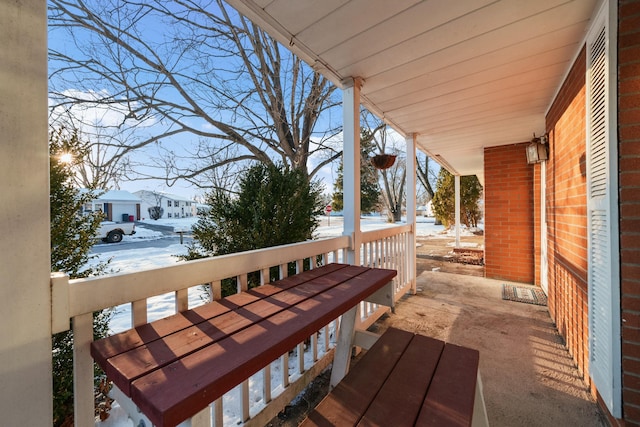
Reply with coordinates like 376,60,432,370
282,352,290,387
210,281,222,301
183,405,211,427
263,364,272,404
238,274,248,293
324,324,330,353
242,379,250,422
312,331,318,362
298,342,305,374
213,398,223,427
176,288,189,312
72,312,94,427
131,299,147,327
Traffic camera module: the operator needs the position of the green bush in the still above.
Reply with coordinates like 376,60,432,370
332,128,381,214
431,169,483,228
183,163,323,296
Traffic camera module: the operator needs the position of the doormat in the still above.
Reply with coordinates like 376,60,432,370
502,284,547,306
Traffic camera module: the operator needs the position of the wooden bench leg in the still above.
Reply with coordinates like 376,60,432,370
473,371,490,427
330,304,358,388
330,281,395,389
364,281,394,312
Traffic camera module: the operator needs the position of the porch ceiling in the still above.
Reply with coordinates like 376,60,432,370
225,0,598,183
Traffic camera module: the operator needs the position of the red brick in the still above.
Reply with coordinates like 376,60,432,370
621,14,640,36
621,95,640,111
620,77,640,95
620,31,640,50
620,0,640,18
621,157,640,171
624,357,640,375
627,369,640,389
624,408,640,426
621,139,640,156
620,111,640,128
623,297,640,312
621,171,640,186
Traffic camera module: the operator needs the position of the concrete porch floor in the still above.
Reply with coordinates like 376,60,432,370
370,268,606,426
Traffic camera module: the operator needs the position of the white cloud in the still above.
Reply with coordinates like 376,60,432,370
50,89,156,131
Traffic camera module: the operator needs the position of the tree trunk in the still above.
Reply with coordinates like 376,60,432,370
393,204,402,222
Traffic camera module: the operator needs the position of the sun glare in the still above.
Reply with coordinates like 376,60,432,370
59,153,74,164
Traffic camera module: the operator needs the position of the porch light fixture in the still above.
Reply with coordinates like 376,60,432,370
526,134,548,164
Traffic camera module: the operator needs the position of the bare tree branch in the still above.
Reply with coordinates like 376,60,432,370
417,153,435,201
48,0,342,191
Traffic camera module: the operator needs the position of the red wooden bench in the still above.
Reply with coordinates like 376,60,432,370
90,263,397,427
301,327,489,427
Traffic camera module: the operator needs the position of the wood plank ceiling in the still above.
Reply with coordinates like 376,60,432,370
225,0,599,183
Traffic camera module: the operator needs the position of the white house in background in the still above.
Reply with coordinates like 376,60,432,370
134,190,197,220
81,189,141,222
416,201,433,217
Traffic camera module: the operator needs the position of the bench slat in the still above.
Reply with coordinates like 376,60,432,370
302,327,414,427
359,333,444,426
122,266,396,427
416,343,479,427
303,327,481,427
104,266,369,394
91,263,349,365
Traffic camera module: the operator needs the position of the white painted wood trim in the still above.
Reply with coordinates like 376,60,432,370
51,272,70,334
406,134,418,294
73,312,95,427
342,77,362,265
586,0,621,418
455,175,461,248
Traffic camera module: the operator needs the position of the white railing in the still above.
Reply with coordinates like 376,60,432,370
51,225,414,427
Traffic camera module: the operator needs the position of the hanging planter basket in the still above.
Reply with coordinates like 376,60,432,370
370,154,397,170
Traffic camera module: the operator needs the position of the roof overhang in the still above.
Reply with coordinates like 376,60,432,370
225,0,599,183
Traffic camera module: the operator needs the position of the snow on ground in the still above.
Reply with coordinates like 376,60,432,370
95,215,475,275
93,215,479,426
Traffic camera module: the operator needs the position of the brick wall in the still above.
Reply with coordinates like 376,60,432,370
620,0,640,423
545,47,589,383
484,143,534,283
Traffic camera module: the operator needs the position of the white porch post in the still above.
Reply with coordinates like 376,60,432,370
455,174,461,248
342,78,362,265
0,1,52,425
406,134,417,294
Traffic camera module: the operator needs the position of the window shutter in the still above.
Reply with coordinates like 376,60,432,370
587,4,621,418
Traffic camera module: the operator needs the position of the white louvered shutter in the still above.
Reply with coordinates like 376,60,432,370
587,4,621,418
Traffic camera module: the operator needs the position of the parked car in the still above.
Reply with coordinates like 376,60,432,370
97,221,136,243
